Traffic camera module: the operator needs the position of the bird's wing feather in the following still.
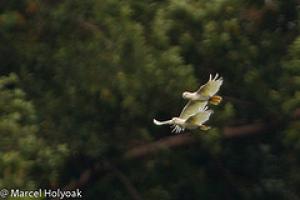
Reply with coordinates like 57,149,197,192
196,73,223,97
186,106,213,125
172,125,184,133
179,100,208,120
153,119,172,125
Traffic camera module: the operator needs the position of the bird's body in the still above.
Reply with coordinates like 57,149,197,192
182,93,209,101
153,106,213,133
153,117,195,131
182,73,223,105
153,73,223,133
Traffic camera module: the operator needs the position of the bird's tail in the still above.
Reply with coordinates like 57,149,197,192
199,125,211,131
209,95,222,105
153,119,172,126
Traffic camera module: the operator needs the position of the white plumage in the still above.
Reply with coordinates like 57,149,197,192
153,106,213,133
182,73,223,105
153,73,223,133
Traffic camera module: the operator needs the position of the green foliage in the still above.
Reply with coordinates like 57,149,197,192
1,0,300,199
0,73,68,189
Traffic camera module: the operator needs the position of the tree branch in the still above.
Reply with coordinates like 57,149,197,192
62,108,300,192
61,161,143,200
124,133,195,159
125,108,300,159
103,160,143,200
61,162,102,190
124,122,266,159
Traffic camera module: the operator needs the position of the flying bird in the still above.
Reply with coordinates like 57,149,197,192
153,106,213,133
153,73,223,133
182,73,223,105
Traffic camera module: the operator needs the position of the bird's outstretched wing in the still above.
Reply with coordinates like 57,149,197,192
153,119,172,125
179,100,207,120
196,73,223,97
186,106,213,125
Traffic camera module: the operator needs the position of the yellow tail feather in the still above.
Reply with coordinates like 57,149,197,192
209,95,222,105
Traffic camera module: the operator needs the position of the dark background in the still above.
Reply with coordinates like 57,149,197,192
0,0,300,199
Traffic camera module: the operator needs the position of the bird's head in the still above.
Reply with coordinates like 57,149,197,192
182,91,192,99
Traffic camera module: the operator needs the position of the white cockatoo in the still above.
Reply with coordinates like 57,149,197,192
153,106,213,133
153,73,223,133
182,73,223,105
